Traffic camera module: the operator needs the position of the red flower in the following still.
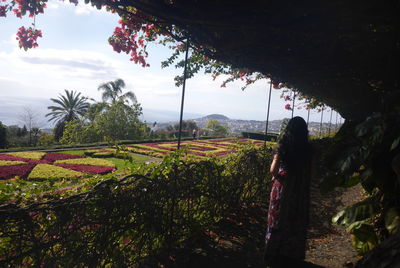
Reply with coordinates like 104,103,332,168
0,5,7,17
285,104,292,110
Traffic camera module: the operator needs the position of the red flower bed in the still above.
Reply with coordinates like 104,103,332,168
0,164,34,179
27,159,52,165
0,154,29,162
55,164,116,174
43,153,84,162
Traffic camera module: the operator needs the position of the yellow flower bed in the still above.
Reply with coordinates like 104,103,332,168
54,158,115,167
8,152,46,160
27,164,84,180
0,160,26,166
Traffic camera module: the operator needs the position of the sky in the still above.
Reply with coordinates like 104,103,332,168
0,0,342,128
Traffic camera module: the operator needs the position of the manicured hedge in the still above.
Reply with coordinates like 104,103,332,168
242,132,278,141
0,164,34,179
55,164,116,174
27,164,84,180
8,152,46,160
43,153,84,162
0,160,26,166
54,158,115,167
0,154,28,162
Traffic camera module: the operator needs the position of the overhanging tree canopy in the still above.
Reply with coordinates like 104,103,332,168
2,0,399,120
101,0,399,120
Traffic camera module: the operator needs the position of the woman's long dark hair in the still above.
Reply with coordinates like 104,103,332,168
278,116,310,172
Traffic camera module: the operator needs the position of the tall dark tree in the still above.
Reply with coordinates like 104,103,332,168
0,121,7,149
46,90,90,141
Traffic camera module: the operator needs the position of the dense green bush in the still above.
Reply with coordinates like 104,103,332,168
0,145,271,266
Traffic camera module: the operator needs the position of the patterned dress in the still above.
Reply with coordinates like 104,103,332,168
264,156,312,263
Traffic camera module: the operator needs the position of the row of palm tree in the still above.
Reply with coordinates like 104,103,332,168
46,78,137,140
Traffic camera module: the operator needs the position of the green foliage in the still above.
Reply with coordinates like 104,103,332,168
0,122,7,149
27,164,84,180
60,119,100,145
46,90,90,141
0,145,271,266
322,111,400,255
54,157,115,167
38,133,55,146
94,100,147,141
0,160,26,166
8,152,46,160
205,119,229,137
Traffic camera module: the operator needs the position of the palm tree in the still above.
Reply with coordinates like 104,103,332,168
97,78,137,104
46,90,90,140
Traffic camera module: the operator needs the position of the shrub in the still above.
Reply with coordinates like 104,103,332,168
0,146,271,266
38,133,55,146
55,164,116,174
54,158,115,167
0,164,34,179
8,152,46,160
27,164,84,180
43,153,84,162
0,160,26,166
0,154,28,162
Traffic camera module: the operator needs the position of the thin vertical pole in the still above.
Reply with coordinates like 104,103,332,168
177,39,190,150
335,111,339,130
307,108,310,126
291,91,296,118
328,109,333,135
264,81,272,145
319,108,324,137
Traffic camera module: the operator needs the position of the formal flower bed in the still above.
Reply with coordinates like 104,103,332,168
55,164,116,174
0,164,35,180
54,158,116,167
0,152,116,180
27,164,84,180
43,153,85,162
126,138,270,158
0,160,26,166
8,152,46,160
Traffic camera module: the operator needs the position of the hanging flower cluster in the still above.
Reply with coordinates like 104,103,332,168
16,26,42,50
108,12,161,67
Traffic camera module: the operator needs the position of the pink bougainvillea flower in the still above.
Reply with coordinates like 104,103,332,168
285,104,292,110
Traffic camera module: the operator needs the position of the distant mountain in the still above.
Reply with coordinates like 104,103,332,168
202,114,230,120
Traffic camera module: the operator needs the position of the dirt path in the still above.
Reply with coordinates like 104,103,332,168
306,182,364,267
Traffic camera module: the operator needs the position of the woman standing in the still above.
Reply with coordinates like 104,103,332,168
264,116,313,266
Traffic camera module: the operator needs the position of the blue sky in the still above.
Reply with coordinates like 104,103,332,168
0,0,341,127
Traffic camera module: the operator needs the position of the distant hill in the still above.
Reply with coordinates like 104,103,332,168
202,114,230,120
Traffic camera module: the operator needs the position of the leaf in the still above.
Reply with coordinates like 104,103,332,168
351,223,379,255
332,197,379,226
390,136,400,151
385,207,400,235
343,173,361,188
